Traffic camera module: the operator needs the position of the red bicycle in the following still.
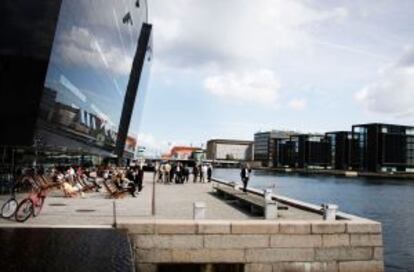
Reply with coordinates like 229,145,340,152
15,186,47,222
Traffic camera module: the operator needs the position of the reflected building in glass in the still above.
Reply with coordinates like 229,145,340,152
0,0,152,166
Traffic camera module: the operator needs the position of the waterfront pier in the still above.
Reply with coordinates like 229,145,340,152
1,173,384,271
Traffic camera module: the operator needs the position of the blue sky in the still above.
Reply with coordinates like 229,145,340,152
136,0,414,155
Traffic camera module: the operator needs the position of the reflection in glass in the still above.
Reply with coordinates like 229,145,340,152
37,0,150,156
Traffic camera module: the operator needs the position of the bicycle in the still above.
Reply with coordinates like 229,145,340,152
1,185,18,219
15,186,47,223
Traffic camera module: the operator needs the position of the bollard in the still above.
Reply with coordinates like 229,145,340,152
193,202,206,219
264,188,273,201
321,204,338,220
265,200,278,220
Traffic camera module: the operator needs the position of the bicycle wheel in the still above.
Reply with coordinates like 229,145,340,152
15,199,33,222
1,198,18,218
33,196,45,217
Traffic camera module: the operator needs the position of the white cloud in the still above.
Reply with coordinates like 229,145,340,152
57,26,132,76
355,48,414,116
203,69,280,107
288,98,308,111
137,132,173,156
151,0,348,68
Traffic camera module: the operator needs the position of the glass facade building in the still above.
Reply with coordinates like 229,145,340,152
352,123,414,173
0,0,152,166
325,131,356,170
254,131,292,167
277,134,329,169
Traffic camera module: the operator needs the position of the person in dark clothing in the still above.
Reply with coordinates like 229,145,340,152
240,164,252,193
207,165,212,183
135,166,144,192
183,166,190,183
192,165,199,183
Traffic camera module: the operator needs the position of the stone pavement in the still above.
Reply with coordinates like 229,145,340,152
0,173,321,227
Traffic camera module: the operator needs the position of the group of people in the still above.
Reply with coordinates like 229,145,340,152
155,162,213,184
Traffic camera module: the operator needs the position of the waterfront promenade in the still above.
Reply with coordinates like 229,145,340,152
0,173,321,227
0,172,384,271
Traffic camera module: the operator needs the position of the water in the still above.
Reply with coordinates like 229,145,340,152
0,228,134,272
214,168,414,272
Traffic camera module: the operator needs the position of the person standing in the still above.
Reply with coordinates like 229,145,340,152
135,165,144,192
240,164,252,193
164,162,171,184
192,164,199,183
207,164,213,183
201,164,208,183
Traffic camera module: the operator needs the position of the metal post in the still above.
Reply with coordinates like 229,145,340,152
151,169,155,216
113,200,117,228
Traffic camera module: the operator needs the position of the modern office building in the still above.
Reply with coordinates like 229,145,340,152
277,139,297,167
325,131,356,170
0,0,152,167
254,131,294,167
206,139,253,161
285,134,329,169
352,123,414,173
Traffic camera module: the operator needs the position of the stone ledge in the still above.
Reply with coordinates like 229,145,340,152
154,220,197,234
339,260,384,272
312,222,346,234
315,247,372,261
322,234,350,247
350,234,383,247
204,234,269,249
245,248,315,262
171,249,245,263
134,235,203,249
272,261,338,272
279,221,311,234
270,234,322,248
346,222,382,234
373,247,384,260
197,220,231,234
231,221,279,234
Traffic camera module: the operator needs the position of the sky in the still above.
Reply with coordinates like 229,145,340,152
135,0,414,156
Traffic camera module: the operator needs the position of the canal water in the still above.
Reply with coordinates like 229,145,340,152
214,168,414,272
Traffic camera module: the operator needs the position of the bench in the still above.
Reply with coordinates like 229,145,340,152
103,180,129,199
214,184,288,215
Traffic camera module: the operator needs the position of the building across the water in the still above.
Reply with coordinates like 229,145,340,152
0,0,152,167
254,131,295,167
352,123,414,173
325,131,356,170
285,134,329,169
168,146,203,160
206,139,253,161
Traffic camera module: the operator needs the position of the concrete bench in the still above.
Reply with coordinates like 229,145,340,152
214,185,273,215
